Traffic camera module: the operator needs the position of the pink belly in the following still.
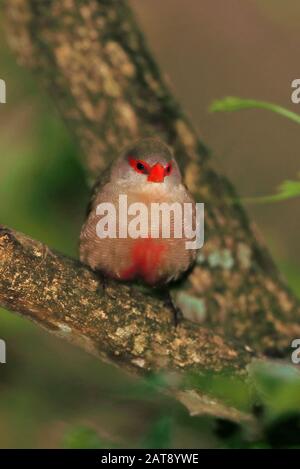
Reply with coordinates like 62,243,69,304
119,238,167,285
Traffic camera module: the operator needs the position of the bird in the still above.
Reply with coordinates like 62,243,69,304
79,138,198,289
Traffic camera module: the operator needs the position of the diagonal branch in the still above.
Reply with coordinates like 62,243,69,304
1,224,257,420
0,225,252,371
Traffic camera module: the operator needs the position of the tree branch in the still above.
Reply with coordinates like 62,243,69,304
0,224,251,373
2,0,300,405
0,224,257,422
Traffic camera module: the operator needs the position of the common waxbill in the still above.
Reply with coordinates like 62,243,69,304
80,138,198,286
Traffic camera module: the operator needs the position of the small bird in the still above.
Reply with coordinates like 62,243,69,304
80,138,197,287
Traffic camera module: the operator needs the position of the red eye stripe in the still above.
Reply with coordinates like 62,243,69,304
128,158,151,174
128,158,172,178
164,162,172,176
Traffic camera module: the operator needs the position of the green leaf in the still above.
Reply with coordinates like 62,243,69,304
63,426,105,449
209,96,300,125
279,262,300,298
209,96,300,204
184,371,252,412
249,361,300,418
243,175,300,204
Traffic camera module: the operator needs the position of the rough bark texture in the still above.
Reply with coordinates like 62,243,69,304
0,224,256,420
0,225,250,374
2,0,300,415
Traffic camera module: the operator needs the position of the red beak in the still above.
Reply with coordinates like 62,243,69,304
147,163,165,183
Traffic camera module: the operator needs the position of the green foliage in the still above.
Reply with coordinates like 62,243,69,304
209,96,300,203
210,96,300,125
249,361,300,418
63,416,173,450
63,426,105,449
184,372,252,412
243,175,300,204
279,262,300,298
59,360,300,449
180,360,300,448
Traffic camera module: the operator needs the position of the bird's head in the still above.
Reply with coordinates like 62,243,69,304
111,138,182,188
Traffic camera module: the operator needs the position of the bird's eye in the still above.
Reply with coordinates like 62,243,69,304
137,162,145,171
128,158,150,174
164,163,172,176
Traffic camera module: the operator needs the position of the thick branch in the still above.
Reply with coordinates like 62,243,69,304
0,225,258,420
0,225,251,375
3,0,300,361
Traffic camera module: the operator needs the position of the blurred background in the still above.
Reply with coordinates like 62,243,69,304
0,0,299,448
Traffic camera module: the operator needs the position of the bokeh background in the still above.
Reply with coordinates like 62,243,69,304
0,0,299,448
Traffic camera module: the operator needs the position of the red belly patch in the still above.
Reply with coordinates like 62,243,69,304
120,238,167,285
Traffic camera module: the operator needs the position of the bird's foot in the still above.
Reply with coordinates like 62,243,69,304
165,291,183,327
101,274,108,292
100,274,117,299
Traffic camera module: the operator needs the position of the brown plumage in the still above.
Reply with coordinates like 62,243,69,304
80,138,198,286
